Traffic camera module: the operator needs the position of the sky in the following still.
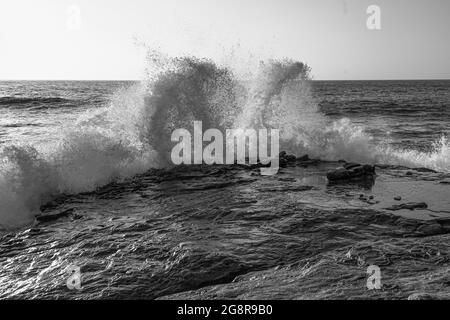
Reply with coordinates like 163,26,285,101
0,0,449,80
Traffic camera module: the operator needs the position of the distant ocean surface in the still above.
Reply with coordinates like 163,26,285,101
0,81,132,146
0,67,449,299
314,80,450,152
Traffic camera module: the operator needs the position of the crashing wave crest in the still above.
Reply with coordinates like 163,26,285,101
0,53,449,229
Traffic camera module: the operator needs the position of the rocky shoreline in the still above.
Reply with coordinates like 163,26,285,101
160,206,450,300
1,151,449,299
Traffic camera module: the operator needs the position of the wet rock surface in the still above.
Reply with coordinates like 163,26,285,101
385,202,428,211
327,163,376,183
278,152,320,168
0,154,449,299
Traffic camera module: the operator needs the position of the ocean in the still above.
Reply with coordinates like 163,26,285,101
2,79,449,162
0,59,449,299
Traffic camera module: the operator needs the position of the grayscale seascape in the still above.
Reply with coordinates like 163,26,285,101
1,0,449,302
1,77,449,299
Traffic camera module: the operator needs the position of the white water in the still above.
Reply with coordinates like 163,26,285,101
0,54,449,229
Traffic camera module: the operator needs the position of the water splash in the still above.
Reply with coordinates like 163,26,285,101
0,53,449,229
381,136,450,172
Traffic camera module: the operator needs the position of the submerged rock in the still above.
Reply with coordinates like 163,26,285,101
414,167,437,173
297,154,309,162
279,151,297,167
385,202,428,211
327,163,376,183
36,208,75,223
278,152,315,168
159,207,450,300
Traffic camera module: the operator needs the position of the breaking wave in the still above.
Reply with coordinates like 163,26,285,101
0,53,449,229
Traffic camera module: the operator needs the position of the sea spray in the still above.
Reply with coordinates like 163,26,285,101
0,53,449,229
0,84,157,229
381,136,450,172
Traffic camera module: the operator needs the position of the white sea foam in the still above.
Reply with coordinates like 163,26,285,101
0,53,448,229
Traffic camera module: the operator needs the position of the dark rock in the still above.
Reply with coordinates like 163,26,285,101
298,158,321,167
285,154,296,162
39,200,59,211
73,213,83,220
258,185,315,192
297,154,309,161
414,167,437,173
435,217,450,224
278,151,299,167
327,163,376,183
359,194,369,201
394,196,402,201
327,167,350,180
362,164,376,174
36,208,75,223
385,202,428,211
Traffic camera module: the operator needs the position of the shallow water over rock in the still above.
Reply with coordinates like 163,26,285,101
0,161,449,299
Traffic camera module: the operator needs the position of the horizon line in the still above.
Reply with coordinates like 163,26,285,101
1,78,450,82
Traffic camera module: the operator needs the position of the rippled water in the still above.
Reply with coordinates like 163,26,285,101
1,161,449,299
0,81,131,146
0,78,449,299
2,80,449,149
314,80,450,151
